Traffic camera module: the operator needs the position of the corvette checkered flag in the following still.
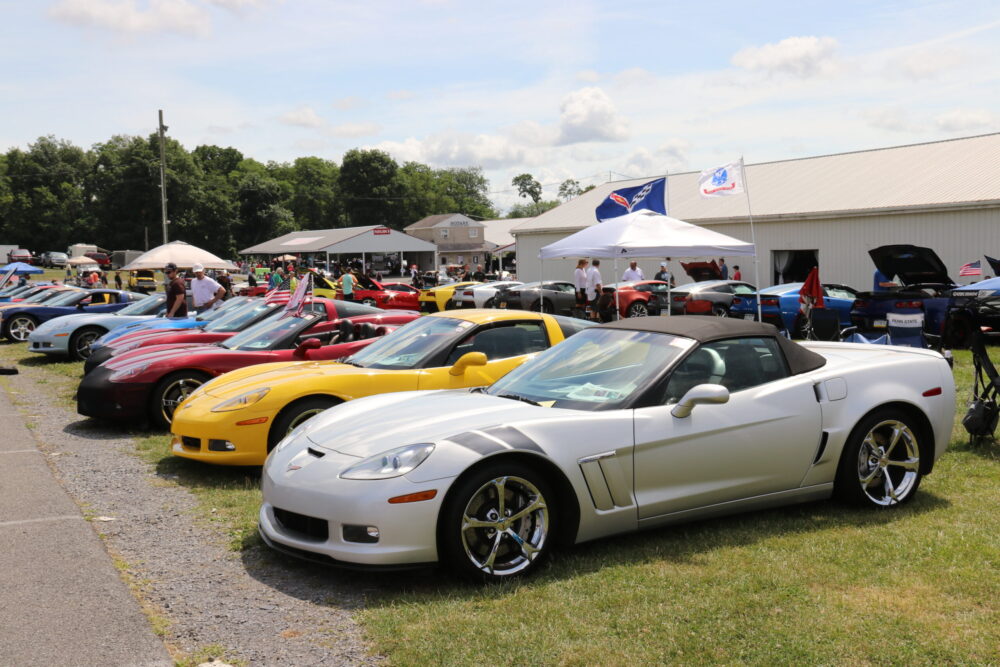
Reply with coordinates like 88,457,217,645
594,177,667,221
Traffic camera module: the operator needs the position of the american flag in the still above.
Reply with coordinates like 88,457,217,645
264,276,292,303
959,260,982,277
282,272,312,318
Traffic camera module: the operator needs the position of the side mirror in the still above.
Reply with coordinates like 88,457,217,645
449,351,488,376
294,337,323,357
671,384,729,418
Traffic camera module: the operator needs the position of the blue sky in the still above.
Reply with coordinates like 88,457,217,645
3,0,999,210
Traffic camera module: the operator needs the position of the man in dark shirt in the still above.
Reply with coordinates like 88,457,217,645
164,263,188,318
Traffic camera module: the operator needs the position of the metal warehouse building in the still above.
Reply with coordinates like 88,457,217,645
513,133,1000,290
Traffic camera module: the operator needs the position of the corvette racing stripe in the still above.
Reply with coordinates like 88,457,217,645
447,431,505,455
481,426,545,453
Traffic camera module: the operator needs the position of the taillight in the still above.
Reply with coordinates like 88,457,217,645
673,295,686,302
463,290,473,296
894,300,923,309
853,299,868,309
761,297,779,307
732,297,742,305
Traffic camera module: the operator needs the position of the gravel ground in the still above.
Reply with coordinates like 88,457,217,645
3,361,383,665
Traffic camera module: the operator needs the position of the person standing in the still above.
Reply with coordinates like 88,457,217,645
216,270,233,299
622,260,644,282
114,271,122,290
573,259,589,309
269,267,284,289
654,261,672,285
164,263,187,318
341,270,355,302
472,264,486,282
732,265,742,281
718,258,729,280
190,263,225,314
586,259,603,320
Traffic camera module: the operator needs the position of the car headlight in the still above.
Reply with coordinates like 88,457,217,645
339,443,435,480
109,363,150,381
211,387,271,412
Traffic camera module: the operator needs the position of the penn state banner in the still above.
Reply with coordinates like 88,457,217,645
594,177,667,221
699,160,745,197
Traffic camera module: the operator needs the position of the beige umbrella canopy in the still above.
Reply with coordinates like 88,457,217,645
66,256,102,268
121,241,238,271
275,254,298,261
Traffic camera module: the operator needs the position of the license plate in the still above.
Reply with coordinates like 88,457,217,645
874,319,887,328
743,314,755,320
499,301,507,308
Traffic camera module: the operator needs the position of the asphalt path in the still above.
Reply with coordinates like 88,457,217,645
0,386,171,666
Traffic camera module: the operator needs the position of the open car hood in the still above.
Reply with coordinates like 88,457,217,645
681,260,722,282
869,245,955,286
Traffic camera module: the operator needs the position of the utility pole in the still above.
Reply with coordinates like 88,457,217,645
158,110,169,244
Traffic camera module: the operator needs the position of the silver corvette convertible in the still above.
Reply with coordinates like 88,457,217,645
260,317,956,581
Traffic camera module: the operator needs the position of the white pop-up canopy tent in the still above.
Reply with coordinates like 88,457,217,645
121,240,238,271
538,210,756,259
539,210,758,317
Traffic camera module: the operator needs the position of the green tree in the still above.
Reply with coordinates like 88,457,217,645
506,200,560,218
558,179,583,201
233,172,296,250
338,148,401,228
286,157,340,229
511,173,543,207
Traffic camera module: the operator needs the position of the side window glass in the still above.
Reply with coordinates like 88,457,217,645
662,345,726,404
715,284,734,294
733,284,756,295
445,321,549,365
661,337,789,403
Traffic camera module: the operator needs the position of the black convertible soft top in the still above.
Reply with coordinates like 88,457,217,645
598,315,827,375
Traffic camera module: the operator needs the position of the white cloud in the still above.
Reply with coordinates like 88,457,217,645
861,106,915,132
887,47,965,80
555,87,629,145
575,69,600,83
386,90,415,101
331,122,380,137
332,96,363,111
935,108,996,132
376,131,543,170
731,36,839,77
279,106,325,128
204,0,269,9
620,139,690,177
48,0,211,37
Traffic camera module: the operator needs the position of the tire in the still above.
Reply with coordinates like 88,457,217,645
627,301,649,318
712,305,729,317
149,371,211,430
268,396,341,452
5,315,38,342
68,326,106,361
439,461,556,582
834,408,923,508
361,297,376,307
530,299,554,314
792,314,807,339
483,297,496,309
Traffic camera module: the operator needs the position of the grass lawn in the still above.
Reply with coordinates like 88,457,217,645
3,335,998,664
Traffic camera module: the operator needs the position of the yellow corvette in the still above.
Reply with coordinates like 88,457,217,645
418,281,480,313
170,310,594,465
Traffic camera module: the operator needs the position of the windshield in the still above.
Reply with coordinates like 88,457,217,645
222,312,317,351
205,300,282,332
486,328,694,411
116,294,166,316
194,296,249,321
1,285,31,297
346,316,473,370
43,290,87,306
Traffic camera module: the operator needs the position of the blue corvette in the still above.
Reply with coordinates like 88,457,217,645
1,289,145,342
91,296,251,351
730,282,859,335
28,294,167,360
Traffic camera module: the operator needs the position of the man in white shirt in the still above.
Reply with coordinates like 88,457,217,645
622,261,644,282
586,259,603,319
190,263,225,313
573,259,589,308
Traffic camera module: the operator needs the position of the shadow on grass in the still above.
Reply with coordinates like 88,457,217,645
239,490,950,609
63,417,153,441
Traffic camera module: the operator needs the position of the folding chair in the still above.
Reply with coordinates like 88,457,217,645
805,309,842,341
885,312,926,348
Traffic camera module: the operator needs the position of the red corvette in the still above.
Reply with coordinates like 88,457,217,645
337,274,421,310
83,298,417,373
605,280,674,318
77,305,411,428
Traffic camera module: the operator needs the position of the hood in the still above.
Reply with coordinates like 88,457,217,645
35,313,149,334
104,342,224,370
869,245,955,286
681,260,722,281
302,390,570,458
197,360,360,398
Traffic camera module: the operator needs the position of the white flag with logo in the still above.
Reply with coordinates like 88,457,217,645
699,160,744,198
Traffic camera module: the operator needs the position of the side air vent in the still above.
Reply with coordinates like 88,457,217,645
577,451,632,511
813,431,829,464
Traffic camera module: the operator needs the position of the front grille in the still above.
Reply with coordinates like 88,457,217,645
181,436,201,450
273,507,329,541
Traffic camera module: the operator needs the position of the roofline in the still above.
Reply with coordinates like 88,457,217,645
513,198,1000,236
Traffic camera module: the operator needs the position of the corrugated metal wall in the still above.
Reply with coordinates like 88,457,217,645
515,207,1000,289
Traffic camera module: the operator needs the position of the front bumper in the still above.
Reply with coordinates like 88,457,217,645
171,402,272,466
77,366,153,421
84,346,115,374
259,447,448,566
28,331,69,355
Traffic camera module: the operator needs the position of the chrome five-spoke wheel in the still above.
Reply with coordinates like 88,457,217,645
856,419,920,506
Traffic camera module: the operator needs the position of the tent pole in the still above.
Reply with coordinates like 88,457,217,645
614,257,620,319
741,156,762,322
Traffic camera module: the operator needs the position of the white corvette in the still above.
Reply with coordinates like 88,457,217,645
260,317,956,581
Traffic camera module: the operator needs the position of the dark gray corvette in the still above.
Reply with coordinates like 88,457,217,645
495,281,578,315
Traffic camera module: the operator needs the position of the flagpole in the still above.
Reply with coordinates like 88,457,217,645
741,156,762,323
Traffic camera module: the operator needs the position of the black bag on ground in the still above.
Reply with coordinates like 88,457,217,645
962,399,999,437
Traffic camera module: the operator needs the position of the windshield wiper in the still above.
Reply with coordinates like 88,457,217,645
339,358,363,367
496,392,541,406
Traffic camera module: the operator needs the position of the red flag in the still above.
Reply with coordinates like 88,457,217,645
798,267,824,316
